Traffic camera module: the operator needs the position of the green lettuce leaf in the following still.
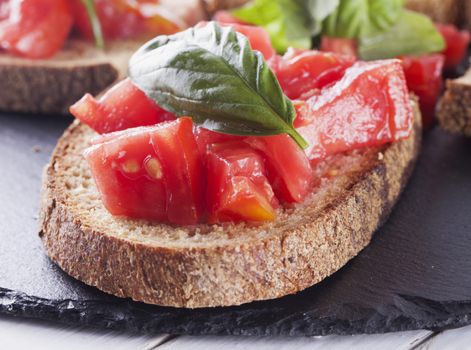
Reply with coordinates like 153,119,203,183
231,0,338,53
358,10,445,60
231,0,309,52
323,0,404,38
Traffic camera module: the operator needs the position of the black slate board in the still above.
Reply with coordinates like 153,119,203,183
1,111,471,336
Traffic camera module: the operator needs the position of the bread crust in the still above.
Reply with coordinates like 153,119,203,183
0,40,139,114
39,106,421,308
438,73,471,137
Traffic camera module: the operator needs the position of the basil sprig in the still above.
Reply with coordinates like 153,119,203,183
81,0,104,49
128,22,308,149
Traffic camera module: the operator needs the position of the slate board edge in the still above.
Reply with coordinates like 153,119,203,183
2,287,471,336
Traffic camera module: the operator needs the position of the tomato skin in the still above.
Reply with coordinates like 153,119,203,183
245,134,313,203
70,78,176,134
72,0,180,40
150,117,205,225
269,48,356,100
401,54,445,129
232,23,275,59
206,142,278,223
195,127,313,204
0,0,73,58
297,60,413,161
84,127,167,221
320,37,358,58
318,36,446,128
436,24,471,70
194,127,243,155
86,118,204,224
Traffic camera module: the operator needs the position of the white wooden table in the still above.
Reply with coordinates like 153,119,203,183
1,315,469,349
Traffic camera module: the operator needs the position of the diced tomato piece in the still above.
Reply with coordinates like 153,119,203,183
198,21,275,60
245,134,313,203
72,0,180,40
86,118,205,224
296,60,413,161
320,37,358,58
206,142,278,223
195,128,313,204
84,127,167,221
70,78,176,134
194,127,243,155
212,11,248,25
401,54,445,128
0,0,73,58
436,24,471,70
150,117,205,225
232,23,275,59
269,48,356,100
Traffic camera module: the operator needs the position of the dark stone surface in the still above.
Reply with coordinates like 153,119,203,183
0,112,471,336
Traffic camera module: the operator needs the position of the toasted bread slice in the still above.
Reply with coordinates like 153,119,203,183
0,40,140,115
0,0,209,115
39,102,421,308
438,69,471,136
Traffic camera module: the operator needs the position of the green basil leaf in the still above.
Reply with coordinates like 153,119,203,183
80,0,104,49
323,0,405,38
128,22,308,148
358,10,445,60
231,0,311,53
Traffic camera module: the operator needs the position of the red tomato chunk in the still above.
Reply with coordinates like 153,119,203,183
401,54,445,128
229,22,275,60
320,37,358,58
245,134,313,203
70,78,176,134
0,0,73,58
436,23,471,70
195,129,313,205
84,127,167,221
194,127,242,155
150,117,205,225
72,0,180,40
206,142,278,223
296,59,413,161
269,48,356,100
85,118,205,225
